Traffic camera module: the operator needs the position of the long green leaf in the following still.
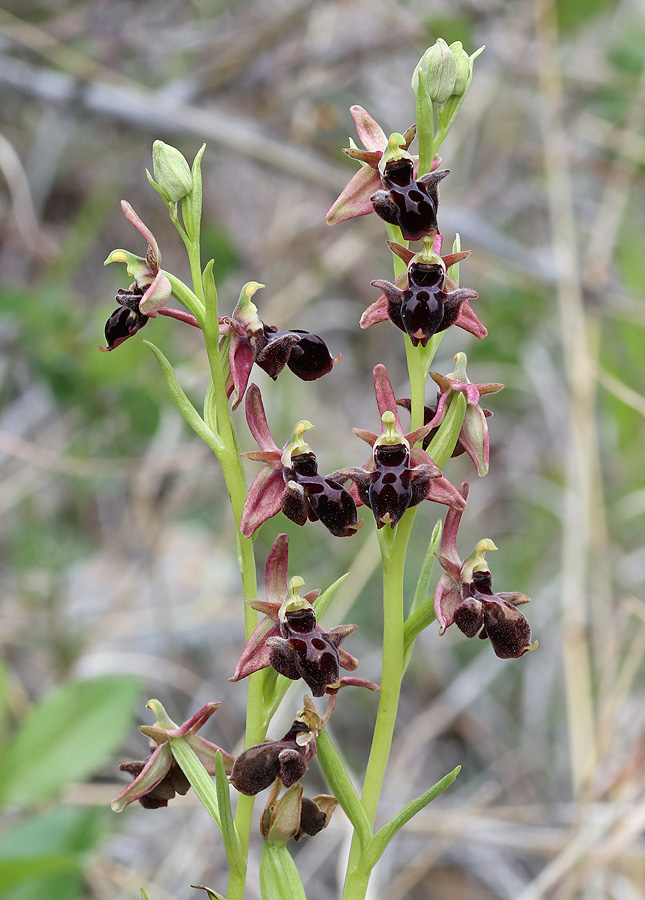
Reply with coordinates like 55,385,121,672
215,751,245,875
365,766,460,868
144,340,223,456
259,843,306,900
0,675,140,808
316,731,371,850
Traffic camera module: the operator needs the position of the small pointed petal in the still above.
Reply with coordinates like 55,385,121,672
343,148,382,167
338,646,359,672
335,676,380,692
245,384,279,453
325,624,358,648
265,533,289,605
497,591,531,606
441,250,472,269
386,241,415,266
241,468,287,537
240,449,283,464
352,429,379,447
326,165,382,225
174,702,222,737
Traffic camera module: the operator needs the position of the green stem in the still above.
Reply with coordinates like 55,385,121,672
193,260,263,900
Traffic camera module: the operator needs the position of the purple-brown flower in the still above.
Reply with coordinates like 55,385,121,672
112,700,234,812
326,106,417,226
240,385,362,538
230,533,378,696
219,282,339,410
330,366,466,528
230,697,322,796
434,484,537,659
364,235,483,347
102,201,172,351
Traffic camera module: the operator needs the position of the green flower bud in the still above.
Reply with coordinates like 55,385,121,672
449,41,471,97
412,38,457,105
152,140,193,202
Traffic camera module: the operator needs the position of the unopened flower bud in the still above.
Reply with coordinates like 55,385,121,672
412,38,457,105
449,42,471,97
152,141,193,202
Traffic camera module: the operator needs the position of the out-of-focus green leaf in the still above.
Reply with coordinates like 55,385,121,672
555,0,617,32
0,806,104,900
0,858,79,894
0,675,140,808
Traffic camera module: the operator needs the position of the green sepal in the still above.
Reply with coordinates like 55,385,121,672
414,67,436,177
364,766,460,869
259,842,306,900
183,143,206,246
316,731,372,851
425,390,467,469
215,751,245,875
140,891,151,900
403,519,442,669
144,340,223,457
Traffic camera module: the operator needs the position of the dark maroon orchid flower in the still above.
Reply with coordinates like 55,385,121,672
230,533,378,696
102,201,172,351
219,282,339,409
112,701,234,812
366,235,481,347
240,385,362,538
434,484,537,659
369,135,449,241
330,366,466,529
230,697,322,796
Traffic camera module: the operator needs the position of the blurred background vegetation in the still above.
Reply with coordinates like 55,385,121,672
0,0,644,898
